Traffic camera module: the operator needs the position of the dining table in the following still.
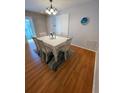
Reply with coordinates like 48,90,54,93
37,36,70,62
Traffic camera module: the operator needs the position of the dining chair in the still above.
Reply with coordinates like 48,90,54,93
32,36,40,55
37,32,47,37
56,38,72,60
62,38,72,60
37,39,53,63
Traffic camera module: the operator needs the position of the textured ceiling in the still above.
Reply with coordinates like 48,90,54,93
25,0,93,13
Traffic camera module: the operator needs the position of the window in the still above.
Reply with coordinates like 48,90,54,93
25,17,36,40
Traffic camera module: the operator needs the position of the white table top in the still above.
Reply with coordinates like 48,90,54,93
37,36,69,47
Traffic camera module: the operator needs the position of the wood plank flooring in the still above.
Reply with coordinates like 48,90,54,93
25,40,96,93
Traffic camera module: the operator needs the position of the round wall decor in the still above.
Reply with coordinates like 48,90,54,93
81,17,89,25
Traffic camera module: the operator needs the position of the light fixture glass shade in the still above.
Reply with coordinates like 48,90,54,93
45,8,51,15
50,8,54,12
45,9,49,13
48,11,51,15
53,10,57,15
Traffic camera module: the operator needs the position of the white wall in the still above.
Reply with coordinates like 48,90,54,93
46,14,69,37
46,15,56,33
55,14,69,36
59,1,99,51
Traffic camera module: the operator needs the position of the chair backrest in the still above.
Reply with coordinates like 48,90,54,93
32,36,40,51
56,37,72,52
64,38,72,51
37,39,49,54
38,32,47,37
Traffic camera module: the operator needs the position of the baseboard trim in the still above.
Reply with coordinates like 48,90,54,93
71,43,97,52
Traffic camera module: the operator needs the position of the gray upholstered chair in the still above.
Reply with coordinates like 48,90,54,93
37,32,47,37
64,38,72,60
58,38,72,60
37,39,53,63
32,36,40,55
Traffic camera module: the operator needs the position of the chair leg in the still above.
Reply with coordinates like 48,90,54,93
64,52,67,60
45,54,48,63
64,50,71,60
41,51,44,61
37,50,40,56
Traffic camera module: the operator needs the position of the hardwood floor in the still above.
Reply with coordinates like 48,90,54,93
25,40,96,93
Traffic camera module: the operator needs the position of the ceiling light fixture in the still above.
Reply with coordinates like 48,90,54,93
45,0,58,15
